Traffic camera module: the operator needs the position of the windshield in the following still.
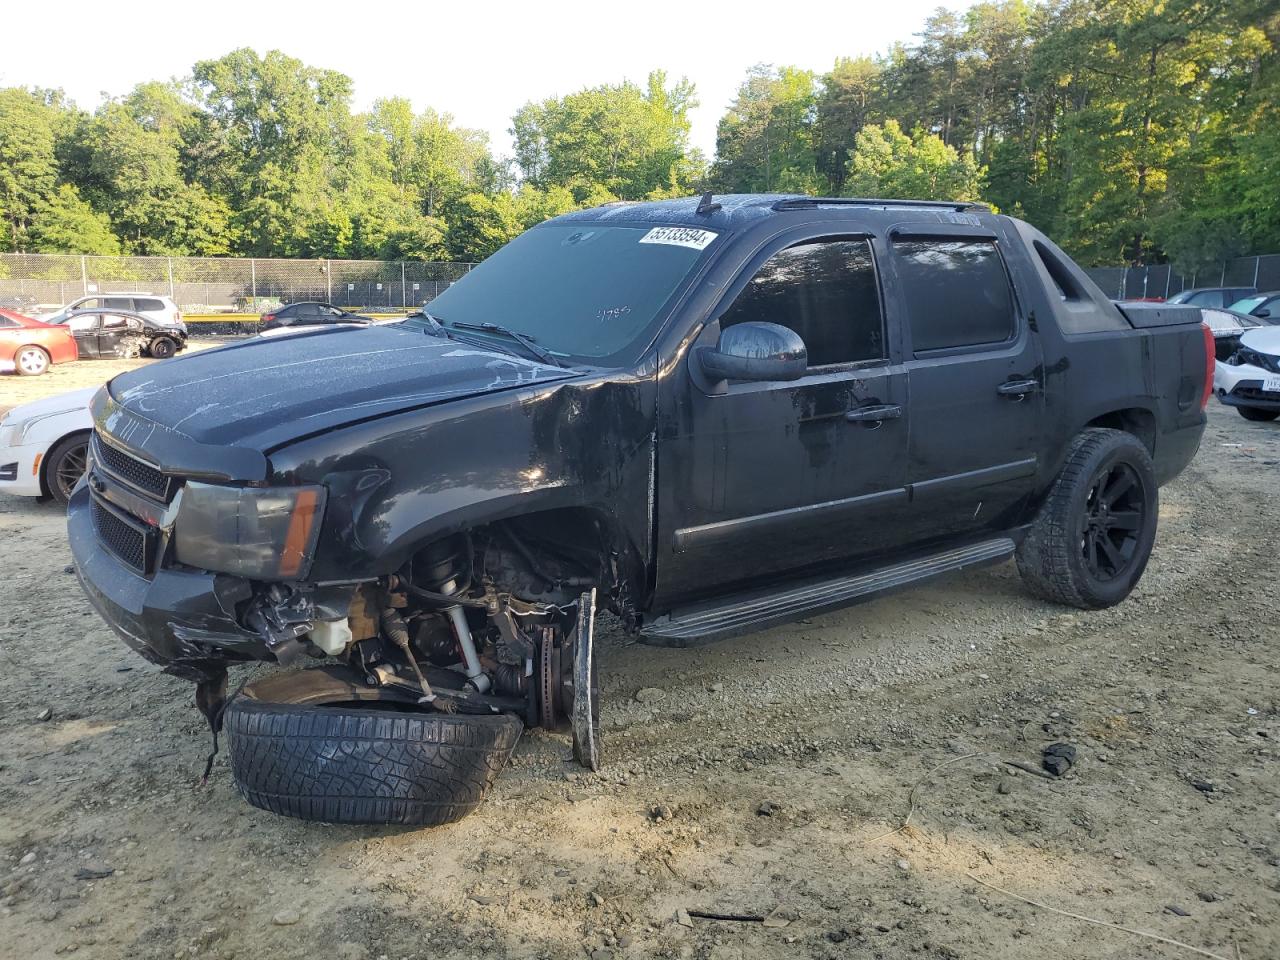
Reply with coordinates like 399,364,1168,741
1166,290,1195,303
1229,295,1265,313
406,222,717,365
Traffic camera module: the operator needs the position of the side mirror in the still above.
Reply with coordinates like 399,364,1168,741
696,322,807,385
1256,308,1271,319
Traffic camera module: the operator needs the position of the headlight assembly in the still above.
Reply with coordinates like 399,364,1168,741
0,408,81,447
173,482,326,580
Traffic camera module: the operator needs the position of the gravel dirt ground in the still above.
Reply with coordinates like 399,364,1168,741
1,352,1277,960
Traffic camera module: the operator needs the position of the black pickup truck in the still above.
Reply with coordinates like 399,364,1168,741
69,195,1211,826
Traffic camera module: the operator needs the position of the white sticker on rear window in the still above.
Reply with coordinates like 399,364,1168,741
639,226,718,250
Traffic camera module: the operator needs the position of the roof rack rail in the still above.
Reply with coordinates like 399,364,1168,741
771,196,989,213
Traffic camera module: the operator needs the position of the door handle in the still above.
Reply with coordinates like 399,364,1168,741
997,379,1039,398
846,403,902,423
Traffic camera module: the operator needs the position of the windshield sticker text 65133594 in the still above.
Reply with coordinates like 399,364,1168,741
638,227,718,250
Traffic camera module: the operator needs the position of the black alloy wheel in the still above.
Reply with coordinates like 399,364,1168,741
1080,462,1145,582
46,434,90,505
1016,428,1159,610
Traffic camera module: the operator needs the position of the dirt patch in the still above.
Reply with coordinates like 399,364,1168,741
1,400,1277,960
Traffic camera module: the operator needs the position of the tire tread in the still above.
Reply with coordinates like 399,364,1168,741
226,696,522,826
1016,428,1156,610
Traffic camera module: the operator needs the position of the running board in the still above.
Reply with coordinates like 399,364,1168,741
640,537,1016,647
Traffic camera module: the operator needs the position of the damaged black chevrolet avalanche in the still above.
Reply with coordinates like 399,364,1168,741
70,195,1212,825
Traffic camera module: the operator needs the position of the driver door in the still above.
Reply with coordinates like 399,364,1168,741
654,232,911,607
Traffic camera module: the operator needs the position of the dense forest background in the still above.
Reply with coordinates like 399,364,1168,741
2,0,1277,269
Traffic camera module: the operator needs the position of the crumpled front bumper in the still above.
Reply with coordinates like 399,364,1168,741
68,481,270,683
1214,361,1280,409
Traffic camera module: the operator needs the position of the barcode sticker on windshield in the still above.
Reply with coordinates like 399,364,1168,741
639,226,718,250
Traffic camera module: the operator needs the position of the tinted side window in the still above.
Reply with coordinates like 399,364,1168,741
894,239,1016,352
719,239,884,367
104,297,133,310
134,298,164,311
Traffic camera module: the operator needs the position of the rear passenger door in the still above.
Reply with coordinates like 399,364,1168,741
97,313,142,357
890,229,1043,543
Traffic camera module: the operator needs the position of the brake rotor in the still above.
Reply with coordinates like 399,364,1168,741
570,589,601,771
537,626,558,730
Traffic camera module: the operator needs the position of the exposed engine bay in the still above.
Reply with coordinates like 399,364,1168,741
228,516,609,768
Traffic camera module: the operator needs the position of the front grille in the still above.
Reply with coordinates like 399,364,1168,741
91,495,150,572
93,433,172,501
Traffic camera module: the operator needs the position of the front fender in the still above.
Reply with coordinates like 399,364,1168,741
272,376,655,582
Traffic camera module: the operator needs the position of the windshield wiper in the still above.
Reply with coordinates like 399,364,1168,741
450,321,563,368
418,310,453,339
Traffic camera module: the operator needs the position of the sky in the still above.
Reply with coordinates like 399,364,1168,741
1,0,977,161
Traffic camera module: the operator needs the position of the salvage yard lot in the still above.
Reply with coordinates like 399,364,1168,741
1,353,1277,960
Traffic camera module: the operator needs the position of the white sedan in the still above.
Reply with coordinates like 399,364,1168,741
0,387,95,502
1214,324,1280,422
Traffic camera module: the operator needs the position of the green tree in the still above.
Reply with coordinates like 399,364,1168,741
28,184,119,254
63,96,231,255
844,120,984,200
813,57,883,192
192,48,353,256
513,71,703,201
0,88,74,250
710,65,820,193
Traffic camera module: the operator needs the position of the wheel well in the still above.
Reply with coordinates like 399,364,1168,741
406,507,643,611
1084,409,1155,453
39,429,91,498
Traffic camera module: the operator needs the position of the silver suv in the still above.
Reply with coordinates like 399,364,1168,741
40,293,186,333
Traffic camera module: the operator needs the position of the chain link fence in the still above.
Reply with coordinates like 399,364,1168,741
0,254,475,314
5,250,1279,317
1084,255,1280,301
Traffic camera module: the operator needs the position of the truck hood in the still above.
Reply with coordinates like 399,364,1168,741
105,324,579,451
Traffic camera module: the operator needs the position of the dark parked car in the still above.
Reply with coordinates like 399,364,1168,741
1227,290,1280,320
1167,286,1256,308
70,195,1211,827
259,301,372,331
59,310,187,360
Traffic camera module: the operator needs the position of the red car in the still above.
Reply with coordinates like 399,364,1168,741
0,308,78,375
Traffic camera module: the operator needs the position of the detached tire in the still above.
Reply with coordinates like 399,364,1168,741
1238,406,1280,422
1016,428,1158,610
225,667,523,826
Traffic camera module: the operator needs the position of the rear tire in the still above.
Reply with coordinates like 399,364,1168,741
147,336,177,359
15,346,49,376
1016,428,1158,610
225,667,524,826
1238,406,1279,422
